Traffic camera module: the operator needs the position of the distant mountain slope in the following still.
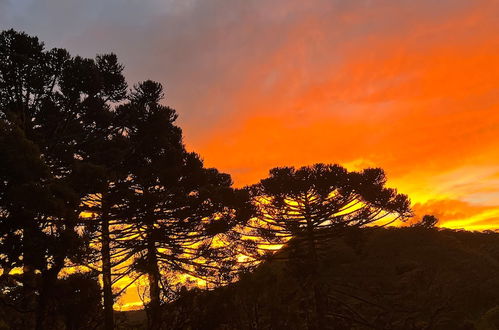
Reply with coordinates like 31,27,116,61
161,227,499,330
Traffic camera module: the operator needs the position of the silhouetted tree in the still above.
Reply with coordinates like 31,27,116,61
55,273,103,330
66,53,129,330
412,214,439,229
245,164,412,329
0,122,50,329
1,29,253,330
0,29,90,329
112,81,252,329
0,29,126,329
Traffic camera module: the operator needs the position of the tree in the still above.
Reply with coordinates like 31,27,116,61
112,81,253,329
55,273,103,330
66,53,129,330
1,29,252,329
0,29,82,329
0,122,52,329
412,214,438,229
245,164,412,329
0,29,127,329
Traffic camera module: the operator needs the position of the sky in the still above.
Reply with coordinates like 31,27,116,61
2,0,499,233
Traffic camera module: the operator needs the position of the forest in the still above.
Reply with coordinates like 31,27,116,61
0,29,498,330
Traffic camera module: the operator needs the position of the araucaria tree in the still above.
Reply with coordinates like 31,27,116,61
110,81,252,330
249,164,412,239
0,29,252,330
246,164,412,329
0,29,119,329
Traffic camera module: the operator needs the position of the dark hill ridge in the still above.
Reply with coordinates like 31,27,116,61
156,227,499,330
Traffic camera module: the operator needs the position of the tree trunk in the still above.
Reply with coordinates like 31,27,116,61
23,221,37,329
35,256,64,330
35,282,49,330
147,227,161,330
305,213,328,330
101,192,114,330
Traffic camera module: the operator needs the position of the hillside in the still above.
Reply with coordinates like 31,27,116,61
155,227,499,330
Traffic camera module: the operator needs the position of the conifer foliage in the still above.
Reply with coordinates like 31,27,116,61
0,29,251,330
112,80,252,329
245,164,412,328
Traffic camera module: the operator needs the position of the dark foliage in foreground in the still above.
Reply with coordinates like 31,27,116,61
160,227,499,330
0,29,251,330
0,273,102,329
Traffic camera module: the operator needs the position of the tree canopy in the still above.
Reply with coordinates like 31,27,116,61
0,29,252,330
242,163,412,328
246,164,412,248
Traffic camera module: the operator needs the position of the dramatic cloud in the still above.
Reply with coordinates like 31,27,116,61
2,0,499,232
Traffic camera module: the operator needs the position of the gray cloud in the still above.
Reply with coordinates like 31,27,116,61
0,0,488,140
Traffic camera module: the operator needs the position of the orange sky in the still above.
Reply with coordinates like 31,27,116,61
3,1,498,231
172,0,499,231
4,0,498,310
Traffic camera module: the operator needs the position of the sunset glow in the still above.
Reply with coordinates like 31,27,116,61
2,1,498,231
175,0,499,231
1,1,499,323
